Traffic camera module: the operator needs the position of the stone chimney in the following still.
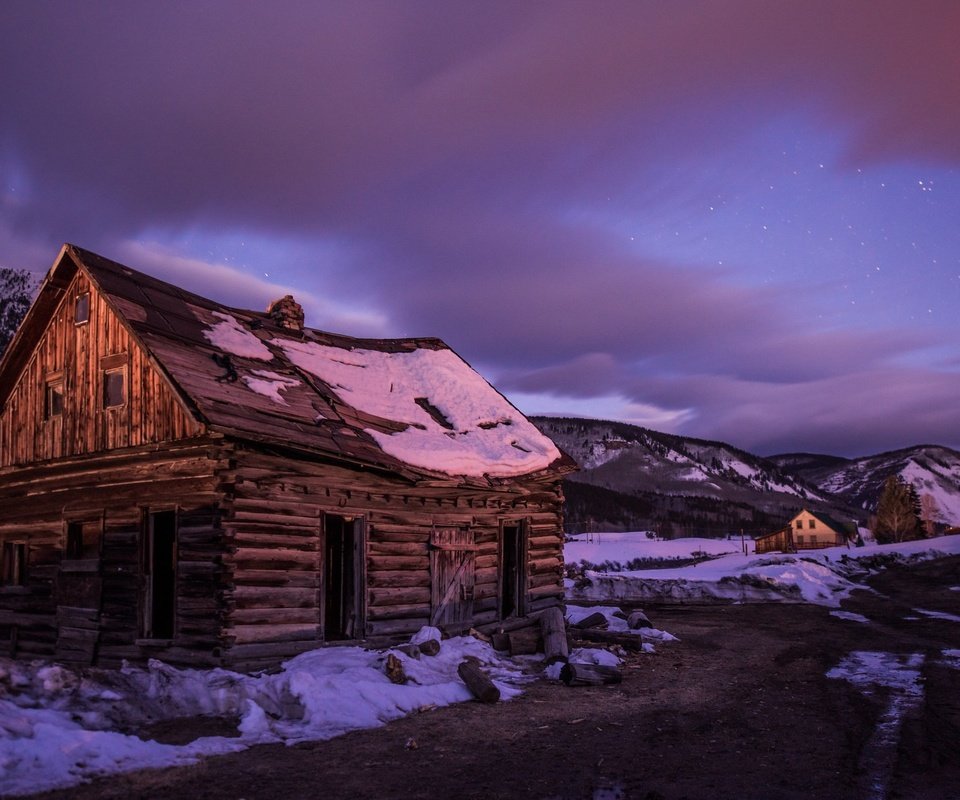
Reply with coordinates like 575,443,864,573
267,295,305,332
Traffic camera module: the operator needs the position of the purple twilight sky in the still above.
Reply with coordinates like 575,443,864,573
2,1,959,457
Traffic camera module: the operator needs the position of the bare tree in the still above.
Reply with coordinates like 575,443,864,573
919,493,941,538
874,475,922,543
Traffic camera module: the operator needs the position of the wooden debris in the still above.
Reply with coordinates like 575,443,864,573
575,628,647,652
393,643,421,660
468,627,491,643
539,606,568,663
457,658,500,703
573,611,608,630
560,662,623,686
626,610,652,629
491,633,511,652
417,638,441,657
384,653,407,684
508,626,541,655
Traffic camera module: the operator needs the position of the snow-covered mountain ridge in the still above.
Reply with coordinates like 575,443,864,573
531,417,855,535
771,445,960,527
531,417,960,532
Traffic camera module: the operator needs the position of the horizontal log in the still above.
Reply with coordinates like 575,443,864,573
229,607,318,626
367,570,429,588
368,586,431,606
225,623,320,644
366,602,431,621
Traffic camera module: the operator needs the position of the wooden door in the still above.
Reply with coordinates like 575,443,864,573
430,527,476,630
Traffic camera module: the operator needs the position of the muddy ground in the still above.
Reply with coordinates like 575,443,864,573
32,556,960,800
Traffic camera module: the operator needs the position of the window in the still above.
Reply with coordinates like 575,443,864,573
808,519,816,529
2,542,26,586
796,535,805,545
66,521,101,560
103,369,125,407
45,378,64,419
795,520,803,530
75,293,90,324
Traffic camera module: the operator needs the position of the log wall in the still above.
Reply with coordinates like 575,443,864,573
0,270,201,468
218,447,566,672
0,441,228,667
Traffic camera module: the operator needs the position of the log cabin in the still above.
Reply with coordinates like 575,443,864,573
0,244,575,672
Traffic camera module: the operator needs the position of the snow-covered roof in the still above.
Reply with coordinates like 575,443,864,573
48,245,569,482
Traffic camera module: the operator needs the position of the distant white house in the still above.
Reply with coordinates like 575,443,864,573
788,509,854,550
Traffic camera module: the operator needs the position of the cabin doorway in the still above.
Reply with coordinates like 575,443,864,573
323,514,363,640
430,527,476,630
141,510,176,639
500,522,525,619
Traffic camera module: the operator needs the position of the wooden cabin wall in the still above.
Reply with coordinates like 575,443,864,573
0,270,201,468
219,448,565,672
0,441,228,667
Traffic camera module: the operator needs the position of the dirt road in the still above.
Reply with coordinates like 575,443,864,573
33,557,960,800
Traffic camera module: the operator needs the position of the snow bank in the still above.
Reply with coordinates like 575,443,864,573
0,636,529,796
567,534,960,607
566,534,746,569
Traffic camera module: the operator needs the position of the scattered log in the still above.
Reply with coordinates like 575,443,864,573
385,653,406,684
626,610,652,629
417,638,441,657
468,627,491,644
508,627,541,655
491,633,511,652
458,659,500,703
392,643,421,660
539,606,568,663
572,611,608,630
574,628,646,652
560,662,623,686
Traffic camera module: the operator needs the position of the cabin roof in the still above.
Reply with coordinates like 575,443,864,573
1,244,574,483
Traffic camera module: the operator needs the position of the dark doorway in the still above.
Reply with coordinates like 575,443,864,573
323,515,361,640
142,510,176,639
501,522,524,619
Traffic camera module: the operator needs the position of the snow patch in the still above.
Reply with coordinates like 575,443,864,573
241,370,300,405
202,312,273,360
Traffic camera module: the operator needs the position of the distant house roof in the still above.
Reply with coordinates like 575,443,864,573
791,509,857,536
0,244,574,483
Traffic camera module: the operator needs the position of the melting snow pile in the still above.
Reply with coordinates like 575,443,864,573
567,533,960,607
0,634,528,796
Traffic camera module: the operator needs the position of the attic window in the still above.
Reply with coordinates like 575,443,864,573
45,377,64,419
808,519,815,529
75,293,90,325
103,369,125,408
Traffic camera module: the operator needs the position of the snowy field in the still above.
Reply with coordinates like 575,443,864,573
566,533,751,570
566,533,960,606
0,631,531,796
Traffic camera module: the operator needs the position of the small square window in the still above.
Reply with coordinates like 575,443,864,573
795,520,803,530
75,293,90,324
796,535,805,545
808,519,815,529
103,368,125,408
66,521,100,560
2,542,26,586
45,379,64,419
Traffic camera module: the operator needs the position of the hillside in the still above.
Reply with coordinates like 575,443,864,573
532,417,859,535
770,445,960,527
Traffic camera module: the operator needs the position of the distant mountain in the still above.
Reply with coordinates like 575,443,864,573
532,416,861,536
770,445,960,527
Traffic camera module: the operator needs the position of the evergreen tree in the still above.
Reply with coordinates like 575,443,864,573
0,267,34,358
874,475,922,543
